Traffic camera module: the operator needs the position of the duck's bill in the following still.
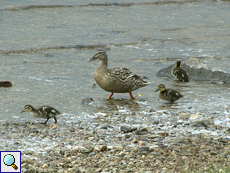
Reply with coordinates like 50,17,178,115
20,110,25,113
87,56,97,62
155,89,159,92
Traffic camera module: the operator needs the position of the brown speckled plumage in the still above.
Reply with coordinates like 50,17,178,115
88,50,149,99
171,61,189,82
21,105,61,124
155,84,183,103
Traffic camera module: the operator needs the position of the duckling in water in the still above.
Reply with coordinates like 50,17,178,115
155,84,183,103
21,105,61,124
171,61,189,82
88,50,150,99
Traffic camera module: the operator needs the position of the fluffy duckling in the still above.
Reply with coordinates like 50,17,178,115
171,61,189,82
155,84,183,103
88,50,149,99
21,105,61,124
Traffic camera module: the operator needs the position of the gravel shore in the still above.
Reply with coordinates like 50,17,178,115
1,108,230,173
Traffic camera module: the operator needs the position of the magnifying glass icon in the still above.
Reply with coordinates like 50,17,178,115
3,154,18,170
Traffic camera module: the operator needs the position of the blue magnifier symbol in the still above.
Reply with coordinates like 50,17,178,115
3,154,18,170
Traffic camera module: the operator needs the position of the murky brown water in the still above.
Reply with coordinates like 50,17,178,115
1,0,230,124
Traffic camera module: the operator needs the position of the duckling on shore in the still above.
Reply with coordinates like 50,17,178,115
155,84,183,103
21,105,61,124
88,50,150,99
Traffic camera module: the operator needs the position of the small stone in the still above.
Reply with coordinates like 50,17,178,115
125,133,132,138
134,129,147,135
88,152,96,157
0,81,12,87
98,123,113,129
115,151,126,157
94,145,107,152
138,146,150,151
82,149,90,153
179,112,190,120
68,167,81,173
130,112,136,116
139,141,145,146
157,132,169,137
132,138,138,143
65,157,72,163
28,168,37,173
149,151,162,156
21,163,28,167
24,150,34,155
152,121,159,125
140,126,151,133
114,145,123,150
21,168,28,173
49,123,57,130
88,137,94,141
148,135,163,139
120,125,137,133
95,168,103,172
190,112,201,120
100,145,107,152
69,127,75,132
29,133,36,136
147,109,155,112
71,160,77,165
42,164,49,169
181,156,188,160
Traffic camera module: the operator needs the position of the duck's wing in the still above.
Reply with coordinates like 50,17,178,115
39,106,61,116
108,67,149,84
172,68,189,82
169,89,183,99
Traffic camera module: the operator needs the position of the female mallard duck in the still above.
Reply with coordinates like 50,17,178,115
87,50,149,99
171,61,189,82
21,105,61,124
155,84,183,103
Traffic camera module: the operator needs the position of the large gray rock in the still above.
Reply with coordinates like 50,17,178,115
157,58,230,84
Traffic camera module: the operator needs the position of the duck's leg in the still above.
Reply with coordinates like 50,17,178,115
108,92,114,99
129,91,134,100
170,100,174,104
43,118,49,125
54,117,57,124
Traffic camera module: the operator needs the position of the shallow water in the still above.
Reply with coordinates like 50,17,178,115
1,0,230,128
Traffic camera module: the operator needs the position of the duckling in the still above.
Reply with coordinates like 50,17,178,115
171,61,189,82
21,105,61,124
87,50,149,99
155,84,183,103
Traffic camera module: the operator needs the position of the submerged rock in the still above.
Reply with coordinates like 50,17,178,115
157,58,230,83
81,97,94,105
44,52,54,57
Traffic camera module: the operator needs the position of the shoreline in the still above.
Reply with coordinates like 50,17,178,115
1,109,230,172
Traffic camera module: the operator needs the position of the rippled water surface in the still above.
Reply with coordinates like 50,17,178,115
1,0,230,126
